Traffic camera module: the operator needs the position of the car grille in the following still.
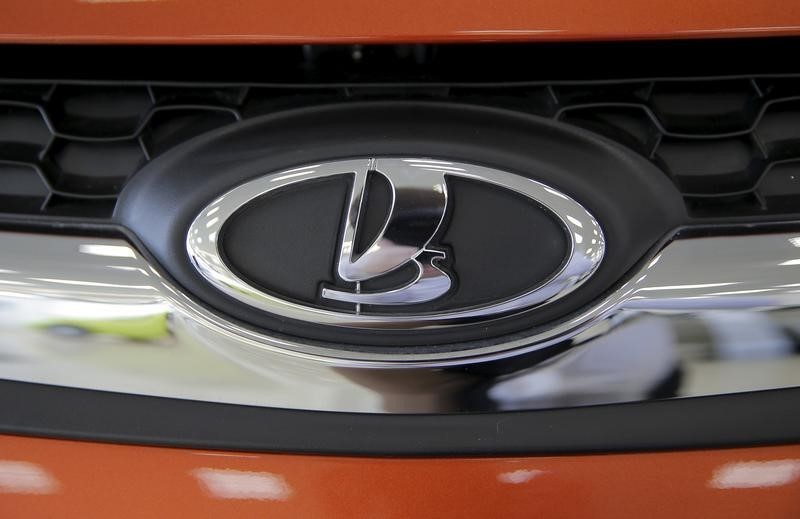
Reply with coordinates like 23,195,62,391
2,47,800,222
1,43,800,443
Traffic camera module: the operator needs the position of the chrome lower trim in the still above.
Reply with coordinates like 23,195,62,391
1,228,799,412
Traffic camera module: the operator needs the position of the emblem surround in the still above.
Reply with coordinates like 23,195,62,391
187,157,605,330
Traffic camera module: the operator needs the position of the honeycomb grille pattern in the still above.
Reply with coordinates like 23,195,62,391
1,78,800,219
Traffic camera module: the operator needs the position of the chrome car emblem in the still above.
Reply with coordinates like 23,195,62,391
321,158,451,306
187,158,605,329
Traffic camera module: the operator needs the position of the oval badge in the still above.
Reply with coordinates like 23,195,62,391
187,158,604,329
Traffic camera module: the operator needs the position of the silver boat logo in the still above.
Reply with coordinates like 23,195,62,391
187,158,605,329
322,158,452,306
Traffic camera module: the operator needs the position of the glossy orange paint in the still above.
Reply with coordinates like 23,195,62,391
0,435,798,518
0,0,799,44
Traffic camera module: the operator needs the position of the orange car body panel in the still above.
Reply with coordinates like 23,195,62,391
2,2,799,518
0,435,798,518
0,0,799,44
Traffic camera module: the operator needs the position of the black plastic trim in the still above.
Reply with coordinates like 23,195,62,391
2,380,799,456
6,38,800,83
116,101,685,349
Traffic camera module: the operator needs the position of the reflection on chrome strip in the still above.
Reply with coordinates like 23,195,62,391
0,230,799,413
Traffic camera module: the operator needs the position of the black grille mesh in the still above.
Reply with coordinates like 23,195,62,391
2,77,800,220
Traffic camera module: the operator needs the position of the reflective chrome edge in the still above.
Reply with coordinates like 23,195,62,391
6,229,800,365
2,228,800,412
186,158,605,329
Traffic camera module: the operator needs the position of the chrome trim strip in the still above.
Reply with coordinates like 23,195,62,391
1,229,800,412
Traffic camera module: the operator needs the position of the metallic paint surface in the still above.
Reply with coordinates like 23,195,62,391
1,8,798,514
0,0,799,44
0,435,798,518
